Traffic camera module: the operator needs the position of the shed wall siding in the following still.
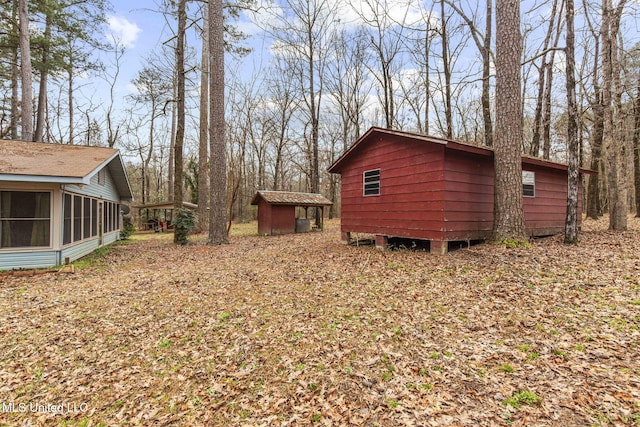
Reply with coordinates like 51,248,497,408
339,135,446,240
442,150,494,240
269,205,295,235
257,200,272,235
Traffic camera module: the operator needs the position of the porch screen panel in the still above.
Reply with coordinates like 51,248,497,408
83,197,91,239
73,195,82,242
0,191,51,248
91,199,98,237
63,193,72,245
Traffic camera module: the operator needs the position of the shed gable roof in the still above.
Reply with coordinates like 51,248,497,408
251,191,333,207
0,139,134,200
327,127,595,174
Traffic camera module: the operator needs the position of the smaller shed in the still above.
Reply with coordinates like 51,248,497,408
135,201,198,231
251,191,333,235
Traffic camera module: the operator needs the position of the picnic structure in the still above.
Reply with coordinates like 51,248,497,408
328,127,594,254
135,201,198,231
0,140,133,270
251,191,333,235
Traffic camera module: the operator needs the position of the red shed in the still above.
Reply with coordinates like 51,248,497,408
251,191,333,235
328,127,593,254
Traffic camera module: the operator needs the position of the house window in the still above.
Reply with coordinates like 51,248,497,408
98,169,106,185
523,171,535,197
363,169,381,196
0,191,51,248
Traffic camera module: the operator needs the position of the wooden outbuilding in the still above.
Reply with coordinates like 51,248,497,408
251,191,333,235
328,127,593,254
134,201,198,231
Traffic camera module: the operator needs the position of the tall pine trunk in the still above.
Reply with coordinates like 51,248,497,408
208,0,228,244
493,0,526,242
18,0,33,141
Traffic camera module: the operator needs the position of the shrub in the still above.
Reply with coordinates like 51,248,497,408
120,216,136,240
172,208,196,245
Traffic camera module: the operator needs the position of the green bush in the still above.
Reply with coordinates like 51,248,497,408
172,208,196,245
120,216,136,240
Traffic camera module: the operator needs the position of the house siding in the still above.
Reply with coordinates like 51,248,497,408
0,250,59,270
64,168,121,202
61,239,101,263
0,165,126,270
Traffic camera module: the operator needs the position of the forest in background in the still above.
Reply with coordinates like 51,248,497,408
1,0,640,228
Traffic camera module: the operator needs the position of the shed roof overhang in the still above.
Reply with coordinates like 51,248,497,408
134,201,198,210
251,191,333,207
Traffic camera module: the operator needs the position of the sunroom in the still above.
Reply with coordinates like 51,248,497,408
0,140,133,270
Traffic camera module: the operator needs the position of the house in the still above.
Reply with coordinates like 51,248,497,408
251,191,333,235
0,140,133,270
328,127,592,254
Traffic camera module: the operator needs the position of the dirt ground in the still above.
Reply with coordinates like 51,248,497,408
1,217,639,426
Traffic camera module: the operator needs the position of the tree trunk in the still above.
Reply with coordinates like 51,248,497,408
208,0,228,244
481,0,493,147
564,0,579,244
10,0,19,139
634,80,640,217
34,14,52,142
197,4,210,233
173,0,186,244
440,0,453,139
492,0,526,242
602,0,627,230
18,0,33,141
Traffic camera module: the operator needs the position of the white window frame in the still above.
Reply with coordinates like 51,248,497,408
523,171,535,198
363,169,381,197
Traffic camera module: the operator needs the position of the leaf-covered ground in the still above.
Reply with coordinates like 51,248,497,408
1,217,639,426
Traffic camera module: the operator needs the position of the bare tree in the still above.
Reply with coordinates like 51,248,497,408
173,0,186,244
565,0,580,243
197,3,209,232
443,0,493,146
128,66,172,204
602,0,628,230
492,0,526,242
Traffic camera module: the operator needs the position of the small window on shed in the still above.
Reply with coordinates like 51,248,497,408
363,169,381,196
523,171,535,197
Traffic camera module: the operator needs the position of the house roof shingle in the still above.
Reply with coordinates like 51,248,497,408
0,139,133,200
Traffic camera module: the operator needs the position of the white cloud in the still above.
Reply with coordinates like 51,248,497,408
107,15,141,49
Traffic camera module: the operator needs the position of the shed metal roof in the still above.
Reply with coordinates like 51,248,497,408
134,201,198,210
328,127,596,175
251,191,333,207
0,139,134,200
